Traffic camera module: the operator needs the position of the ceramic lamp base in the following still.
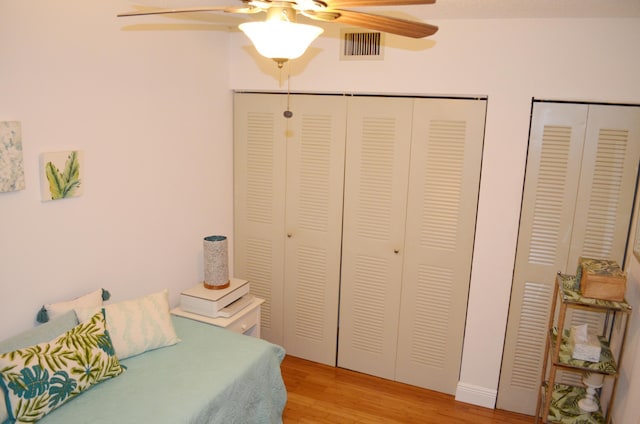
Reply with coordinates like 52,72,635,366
203,235,230,289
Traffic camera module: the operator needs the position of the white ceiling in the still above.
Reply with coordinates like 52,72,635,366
414,0,640,19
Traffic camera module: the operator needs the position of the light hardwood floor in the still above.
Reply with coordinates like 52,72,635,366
281,355,533,423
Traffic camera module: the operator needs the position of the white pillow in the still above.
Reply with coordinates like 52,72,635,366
75,289,180,359
43,288,104,321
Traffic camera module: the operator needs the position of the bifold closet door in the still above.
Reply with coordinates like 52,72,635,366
497,103,589,414
497,102,640,415
338,96,414,380
338,97,486,393
234,93,346,365
234,93,288,346
556,104,640,387
281,95,347,365
395,98,486,395
567,105,640,267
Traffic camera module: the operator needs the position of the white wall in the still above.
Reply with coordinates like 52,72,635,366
0,1,233,339
2,3,640,422
228,17,640,418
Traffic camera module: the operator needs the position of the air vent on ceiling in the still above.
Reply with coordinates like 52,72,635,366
340,29,384,61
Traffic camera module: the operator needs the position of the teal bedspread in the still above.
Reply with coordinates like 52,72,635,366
38,316,287,424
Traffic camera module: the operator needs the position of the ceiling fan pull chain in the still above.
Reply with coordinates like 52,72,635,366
284,66,293,118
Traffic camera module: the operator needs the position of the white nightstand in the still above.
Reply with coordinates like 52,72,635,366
171,297,265,338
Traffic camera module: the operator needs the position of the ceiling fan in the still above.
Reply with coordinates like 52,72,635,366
118,0,439,67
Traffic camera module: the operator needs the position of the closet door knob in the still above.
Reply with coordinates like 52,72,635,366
394,249,400,254
287,233,292,238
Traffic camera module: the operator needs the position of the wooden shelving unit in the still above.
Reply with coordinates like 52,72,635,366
535,273,632,423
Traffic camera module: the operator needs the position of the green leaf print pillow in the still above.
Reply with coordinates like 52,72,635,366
0,310,125,423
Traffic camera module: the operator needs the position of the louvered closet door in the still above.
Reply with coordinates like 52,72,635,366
282,95,347,365
234,93,288,345
567,105,640,268
497,102,640,415
338,96,414,380
556,105,640,387
497,103,588,415
395,98,486,395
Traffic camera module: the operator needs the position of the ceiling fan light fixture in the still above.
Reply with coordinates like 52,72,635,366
239,20,324,67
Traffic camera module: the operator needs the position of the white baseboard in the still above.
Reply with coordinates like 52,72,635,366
454,382,497,409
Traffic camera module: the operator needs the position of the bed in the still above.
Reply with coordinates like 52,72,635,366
0,291,287,424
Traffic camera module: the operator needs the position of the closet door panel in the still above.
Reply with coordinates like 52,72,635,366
283,95,347,365
560,105,640,346
497,103,588,414
233,93,288,345
338,97,414,379
395,98,486,395
567,105,640,267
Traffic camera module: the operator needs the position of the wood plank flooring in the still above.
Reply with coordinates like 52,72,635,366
281,355,533,423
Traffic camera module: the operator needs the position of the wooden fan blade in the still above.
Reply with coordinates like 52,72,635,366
324,0,435,8
306,9,438,38
117,6,258,18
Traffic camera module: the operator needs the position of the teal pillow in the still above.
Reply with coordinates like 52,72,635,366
0,310,125,423
0,311,78,355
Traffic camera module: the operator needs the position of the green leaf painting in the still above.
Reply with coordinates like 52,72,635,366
41,150,83,201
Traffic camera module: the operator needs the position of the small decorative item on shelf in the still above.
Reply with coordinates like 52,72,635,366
569,324,601,362
578,372,604,413
203,235,230,290
576,257,627,301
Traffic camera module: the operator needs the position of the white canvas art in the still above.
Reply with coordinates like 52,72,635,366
40,150,84,201
0,121,25,193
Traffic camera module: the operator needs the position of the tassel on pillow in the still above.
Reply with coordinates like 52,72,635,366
36,306,49,323
36,288,111,324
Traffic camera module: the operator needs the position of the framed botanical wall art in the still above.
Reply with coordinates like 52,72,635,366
0,121,25,193
40,150,84,201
